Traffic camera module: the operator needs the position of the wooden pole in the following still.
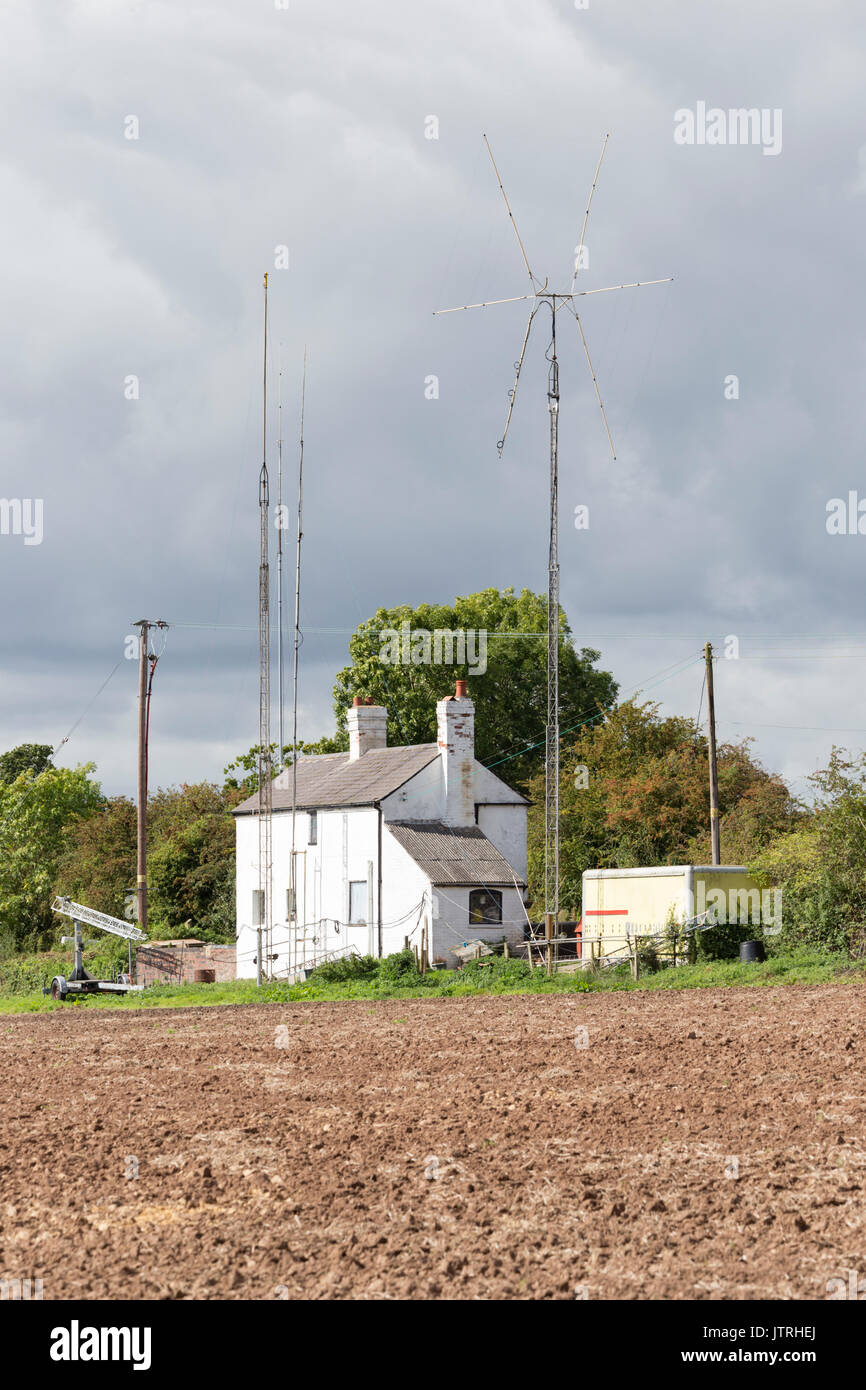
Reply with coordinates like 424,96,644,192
135,620,150,934
503,940,510,960
705,641,721,865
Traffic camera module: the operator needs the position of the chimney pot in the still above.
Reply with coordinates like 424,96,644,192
455,679,467,698
347,700,388,759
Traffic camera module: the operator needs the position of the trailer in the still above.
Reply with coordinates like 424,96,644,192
46,897,147,1001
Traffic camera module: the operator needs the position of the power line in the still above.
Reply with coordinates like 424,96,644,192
484,650,702,769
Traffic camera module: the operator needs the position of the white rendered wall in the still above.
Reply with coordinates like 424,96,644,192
429,884,526,967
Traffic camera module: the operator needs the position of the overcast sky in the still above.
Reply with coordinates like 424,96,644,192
1,0,864,804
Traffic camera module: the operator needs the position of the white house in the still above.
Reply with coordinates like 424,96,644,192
233,681,528,977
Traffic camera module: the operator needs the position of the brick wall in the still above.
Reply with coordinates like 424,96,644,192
135,943,236,986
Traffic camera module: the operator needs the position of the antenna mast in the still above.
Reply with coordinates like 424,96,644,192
435,133,672,923
258,273,273,980
290,348,307,977
546,311,560,918
277,343,285,766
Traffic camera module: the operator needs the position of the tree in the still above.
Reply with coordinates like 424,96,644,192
325,588,617,790
0,764,103,949
0,743,54,785
54,783,241,944
528,698,799,912
145,783,239,941
54,797,138,922
752,747,866,956
223,742,324,798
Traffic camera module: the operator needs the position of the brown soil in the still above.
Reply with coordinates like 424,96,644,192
1,984,864,1300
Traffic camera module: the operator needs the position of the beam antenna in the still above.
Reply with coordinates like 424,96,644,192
435,134,673,922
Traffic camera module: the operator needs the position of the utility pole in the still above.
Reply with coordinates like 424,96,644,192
133,618,167,932
704,641,721,865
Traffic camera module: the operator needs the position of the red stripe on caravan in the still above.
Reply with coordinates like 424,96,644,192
584,909,629,915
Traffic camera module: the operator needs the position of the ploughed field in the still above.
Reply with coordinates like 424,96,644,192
1,984,863,1300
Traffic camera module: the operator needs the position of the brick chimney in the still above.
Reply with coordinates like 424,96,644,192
347,696,387,760
436,680,475,825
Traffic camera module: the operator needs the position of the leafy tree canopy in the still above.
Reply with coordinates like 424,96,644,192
0,743,55,785
527,698,800,913
751,747,866,956
0,763,102,949
326,588,617,790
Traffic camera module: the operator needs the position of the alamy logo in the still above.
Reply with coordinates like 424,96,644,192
0,1276,43,1300
674,103,782,156
379,622,487,675
826,1269,866,1300
690,880,782,928
49,1320,152,1371
826,492,866,535
0,497,43,545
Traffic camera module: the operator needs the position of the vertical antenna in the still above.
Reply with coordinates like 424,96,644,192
258,273,273,980
277,343,285,767
290,347,307,977
546,303,560,922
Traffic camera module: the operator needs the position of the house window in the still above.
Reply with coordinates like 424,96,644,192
309,811,318,845
469,889,502,925
349,881,367,924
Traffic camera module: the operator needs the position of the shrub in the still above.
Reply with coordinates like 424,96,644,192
458,955,532,986
376,948,424,983
306,953,378,984
693,920,762,961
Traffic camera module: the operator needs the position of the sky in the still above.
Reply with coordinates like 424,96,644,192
1,0,865,805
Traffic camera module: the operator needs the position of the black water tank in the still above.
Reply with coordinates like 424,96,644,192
739,939,765,963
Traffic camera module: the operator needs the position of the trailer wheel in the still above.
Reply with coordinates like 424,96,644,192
50,976,68,1002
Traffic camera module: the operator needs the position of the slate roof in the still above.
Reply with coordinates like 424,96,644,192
386,820,526,887
232,744,439,814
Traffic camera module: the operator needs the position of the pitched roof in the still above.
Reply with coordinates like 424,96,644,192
232,744,439,814
386,820,526,887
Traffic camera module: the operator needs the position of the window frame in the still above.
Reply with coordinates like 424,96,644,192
469,888,503,926
348,880,367,924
